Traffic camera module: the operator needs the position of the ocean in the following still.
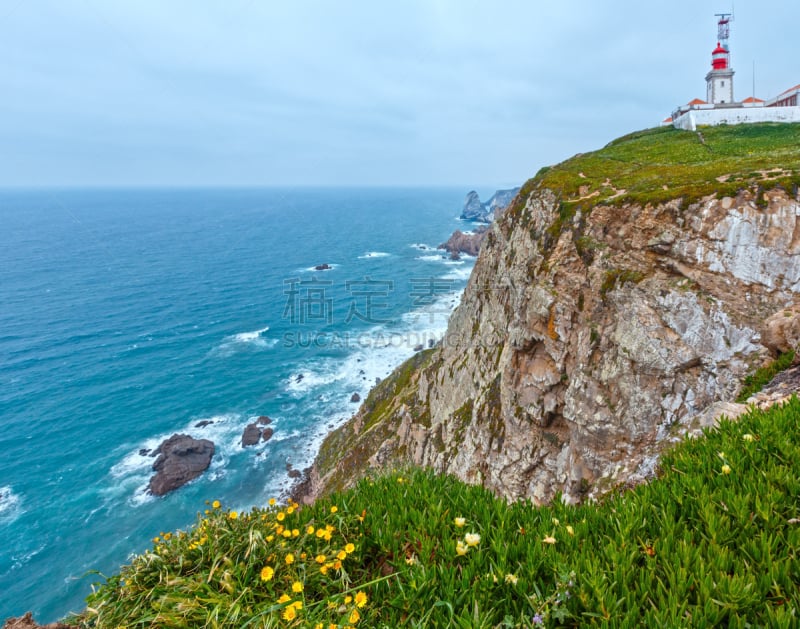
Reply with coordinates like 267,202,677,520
0,187,479,622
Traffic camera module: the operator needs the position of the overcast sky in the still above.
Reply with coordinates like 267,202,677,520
1,1,797,187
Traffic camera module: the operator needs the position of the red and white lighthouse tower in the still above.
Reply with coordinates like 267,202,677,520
706,14,735,104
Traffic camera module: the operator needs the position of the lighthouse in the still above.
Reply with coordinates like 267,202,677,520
706,14,734,104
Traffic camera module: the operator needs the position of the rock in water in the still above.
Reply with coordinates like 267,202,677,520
262,427,274,442
461,190,485,221
257,415,272,425
241,423,262,447
459,187,521,223
148,434,214,496
350,392,361,403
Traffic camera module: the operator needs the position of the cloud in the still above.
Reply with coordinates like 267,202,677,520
0,0,797,186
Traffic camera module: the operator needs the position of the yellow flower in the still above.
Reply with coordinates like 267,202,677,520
292,528,300,537
282,606,296,621
228,511,238,520
266,535,274,542
330,506,338,514
721,464,732,475
345,543,355,554
316,529,326,538
268,498,276,506
277,512,286,521
285,553,295,565
456,540,468,556
292,581,303,593
552,518,560,526
543,535,556,544
349,608,360,624
333,560,342,570
397,477,403,483
307,525,315,535
287,505,295,514
260,566,274,581
464,532,481,547
344,595,353,604
743,433,755,442
354,591,368,608
315,554,327,564
337,550,347,561
566,525,575,536
505,573,519,585
282,530,292,538
278,594,292,604
319,565,329,575
454,517,466,527
212,500,221,509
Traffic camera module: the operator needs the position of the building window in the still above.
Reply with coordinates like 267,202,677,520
721,81,725,87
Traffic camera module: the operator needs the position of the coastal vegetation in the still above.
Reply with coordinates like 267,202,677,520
509,123,800,219
70,397,800,627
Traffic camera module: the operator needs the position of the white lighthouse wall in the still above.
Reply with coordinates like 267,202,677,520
673,106,800,130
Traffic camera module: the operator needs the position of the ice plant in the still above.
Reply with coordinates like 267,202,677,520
721,464,731,474
456,540,468,556
464,532,481,547
454,517,466,527
543,535,556,544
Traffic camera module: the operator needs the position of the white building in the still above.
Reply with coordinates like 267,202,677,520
668,15,800,130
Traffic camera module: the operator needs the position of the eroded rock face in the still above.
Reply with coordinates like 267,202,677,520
149,434,214,496
306,187,800,505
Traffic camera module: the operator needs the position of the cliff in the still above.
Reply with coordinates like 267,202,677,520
301,123,800,505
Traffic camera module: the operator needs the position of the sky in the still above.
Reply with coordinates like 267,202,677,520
1,0,797,187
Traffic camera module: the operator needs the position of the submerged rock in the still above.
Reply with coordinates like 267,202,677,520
148,434,214,496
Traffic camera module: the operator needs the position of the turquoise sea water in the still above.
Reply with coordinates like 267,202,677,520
0,187,477,622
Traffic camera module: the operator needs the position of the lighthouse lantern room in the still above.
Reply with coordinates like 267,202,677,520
706,13,734,104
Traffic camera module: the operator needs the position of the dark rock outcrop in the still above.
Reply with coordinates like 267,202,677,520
439,225,489,257
262,427,274,442
314,263,331,271
241,423,262,447
148,434,214,496
257,415,272,425
195,420,214,428
350,392,361,403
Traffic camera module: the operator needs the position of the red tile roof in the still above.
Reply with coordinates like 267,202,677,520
687,98,708,105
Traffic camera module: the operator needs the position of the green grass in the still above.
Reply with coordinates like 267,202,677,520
736,350,796,402
507,123,800,223
70,397,800,627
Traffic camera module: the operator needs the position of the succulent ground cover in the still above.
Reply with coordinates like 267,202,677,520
72,396,800,627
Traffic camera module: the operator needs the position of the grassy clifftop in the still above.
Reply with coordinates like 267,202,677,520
510,123,800,216
69,397,800,627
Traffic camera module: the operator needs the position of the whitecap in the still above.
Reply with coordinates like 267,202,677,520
358,251,390,259
233,326,270,343
409,243,433,251
440,266,474,281
416,254,448,262
0,485,23,524
212,326,276,356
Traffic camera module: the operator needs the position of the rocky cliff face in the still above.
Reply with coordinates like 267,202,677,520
301,128,800,506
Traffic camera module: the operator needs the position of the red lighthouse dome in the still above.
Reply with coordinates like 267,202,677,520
711,42,729,70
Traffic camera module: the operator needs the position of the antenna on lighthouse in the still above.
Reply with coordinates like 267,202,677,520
715,13,732,51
